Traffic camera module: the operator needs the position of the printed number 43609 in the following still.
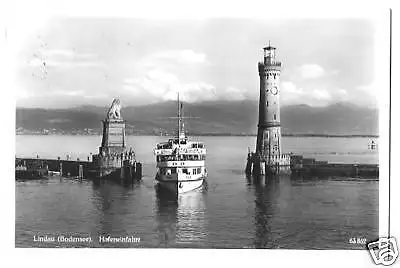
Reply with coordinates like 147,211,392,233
349,237,366,244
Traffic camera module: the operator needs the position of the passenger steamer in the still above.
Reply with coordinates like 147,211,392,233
154,96,207,194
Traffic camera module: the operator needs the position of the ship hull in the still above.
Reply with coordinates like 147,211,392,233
156,174,206,194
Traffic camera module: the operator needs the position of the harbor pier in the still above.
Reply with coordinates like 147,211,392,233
15,99,142,182
15,156,142,182
290,155,378,178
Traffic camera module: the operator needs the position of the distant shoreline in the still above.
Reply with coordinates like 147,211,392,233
15,133,379,138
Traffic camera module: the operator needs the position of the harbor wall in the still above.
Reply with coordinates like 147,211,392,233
246,154,378,178
15,157,142,181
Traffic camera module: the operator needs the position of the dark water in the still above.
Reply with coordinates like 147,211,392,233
15,136,378,248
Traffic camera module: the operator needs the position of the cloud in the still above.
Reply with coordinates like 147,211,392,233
53,90,85,96
83,93,109,99
281,81,304,94
312,89,331,100
357,83,378,98
149,50,209,65
121,50,245,103
28,49,106,68
298,64,325,79
123,71,249,103
220,86,248,101
123,69,217,102
16,87,33,99
281,81,336,106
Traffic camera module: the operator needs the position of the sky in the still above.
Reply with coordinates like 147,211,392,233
12,17,382,108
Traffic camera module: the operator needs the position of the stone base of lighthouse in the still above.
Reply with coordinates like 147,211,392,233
246,152,291,176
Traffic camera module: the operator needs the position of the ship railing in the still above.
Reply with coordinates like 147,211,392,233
154,148,206,155
157,155,206,162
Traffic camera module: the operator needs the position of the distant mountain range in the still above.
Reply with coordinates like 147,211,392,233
16,101,379,136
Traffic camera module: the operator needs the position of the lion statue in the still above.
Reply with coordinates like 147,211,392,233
107,98,122,120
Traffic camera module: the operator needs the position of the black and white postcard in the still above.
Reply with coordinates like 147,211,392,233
3,1,398,267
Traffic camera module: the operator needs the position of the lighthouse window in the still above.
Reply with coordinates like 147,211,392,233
274,114,276,120
267,101,269,107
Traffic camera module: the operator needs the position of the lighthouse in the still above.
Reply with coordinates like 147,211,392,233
246,43,291,176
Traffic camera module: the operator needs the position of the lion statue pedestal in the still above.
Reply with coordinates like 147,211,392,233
99,98,126,155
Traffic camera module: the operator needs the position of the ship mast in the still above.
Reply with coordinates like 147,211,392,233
177,92,182,161
177,92,181,140
177,92,186,141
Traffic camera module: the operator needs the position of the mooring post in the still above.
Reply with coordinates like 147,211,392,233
136,162,142,180
245,151,252,175
260,161,265,175
59,162,63,176
120,165,125,180
78,164,83,180
129,165,133,181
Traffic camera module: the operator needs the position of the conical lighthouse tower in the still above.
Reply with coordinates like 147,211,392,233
246,43,291,176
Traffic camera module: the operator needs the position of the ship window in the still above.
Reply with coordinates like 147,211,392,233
193,169,197,175
182,168,188,174
197,168,201,174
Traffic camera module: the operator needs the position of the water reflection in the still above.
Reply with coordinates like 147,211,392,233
247,174,292,248
176,186,207,246
154,185,178,247
91,180,139,238
154,184,207,247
